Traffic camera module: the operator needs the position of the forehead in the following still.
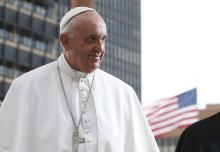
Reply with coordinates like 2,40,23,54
71,12,107,35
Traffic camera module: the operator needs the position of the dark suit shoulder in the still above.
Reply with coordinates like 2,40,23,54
188,112,220,132
175,112,220,152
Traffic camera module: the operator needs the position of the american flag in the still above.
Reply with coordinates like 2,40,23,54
144,88,199,139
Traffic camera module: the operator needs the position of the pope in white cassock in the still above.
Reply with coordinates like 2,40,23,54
0,7,159,152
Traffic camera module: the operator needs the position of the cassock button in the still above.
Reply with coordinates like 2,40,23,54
85,119,90,123
80,79,85,83
86,130,90,134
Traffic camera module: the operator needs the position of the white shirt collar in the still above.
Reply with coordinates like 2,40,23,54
57,54,94,79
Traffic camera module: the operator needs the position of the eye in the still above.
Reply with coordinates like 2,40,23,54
101,36,106,42
86,35,97,43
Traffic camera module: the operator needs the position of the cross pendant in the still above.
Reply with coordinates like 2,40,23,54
72,130,85,152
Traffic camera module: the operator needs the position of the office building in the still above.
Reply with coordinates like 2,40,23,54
0,0,68,100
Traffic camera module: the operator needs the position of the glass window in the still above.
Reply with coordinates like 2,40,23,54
32,54,43,68
0,66,4,76
18,50,30,67
0,29,4,38
35,40,46,51
19,13,31,29
4,46,16,62
35,5,46,16
22,36,32,47
32,18,43,33
21,1,33,11
7,32,14,41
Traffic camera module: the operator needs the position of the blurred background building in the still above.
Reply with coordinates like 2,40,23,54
0,0,69,100
0,0,141,102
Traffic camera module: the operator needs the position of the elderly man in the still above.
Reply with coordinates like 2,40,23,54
0,7,159,152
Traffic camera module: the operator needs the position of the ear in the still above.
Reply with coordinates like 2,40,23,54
60,33,70,52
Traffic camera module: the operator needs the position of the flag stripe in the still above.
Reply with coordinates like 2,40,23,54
146,102,178,119
149,105,198,123
153,118,198,137
144,88,199,139
144,98,177,115
151,111,199,130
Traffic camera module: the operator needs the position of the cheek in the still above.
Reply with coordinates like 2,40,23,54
71,47,83,58
79,50,89,62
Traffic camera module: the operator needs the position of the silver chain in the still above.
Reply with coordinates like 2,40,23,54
56,60,95,130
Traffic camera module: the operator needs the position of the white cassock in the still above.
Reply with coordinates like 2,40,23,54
0,54,160,152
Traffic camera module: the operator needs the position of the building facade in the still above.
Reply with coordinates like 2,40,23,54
0,0,141,103
0,0,68,100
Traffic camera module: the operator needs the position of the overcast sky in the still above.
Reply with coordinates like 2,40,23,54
141,0,220,109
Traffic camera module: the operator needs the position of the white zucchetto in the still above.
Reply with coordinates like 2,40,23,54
60,7,95,33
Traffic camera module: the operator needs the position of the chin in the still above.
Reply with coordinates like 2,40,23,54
86,65,99,73
85,69,96,74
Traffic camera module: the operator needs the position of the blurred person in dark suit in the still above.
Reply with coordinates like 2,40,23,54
175,112,220,152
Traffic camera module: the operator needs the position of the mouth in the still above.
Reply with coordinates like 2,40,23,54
89,53,101,60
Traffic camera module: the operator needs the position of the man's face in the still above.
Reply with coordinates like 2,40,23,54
61,12,107,73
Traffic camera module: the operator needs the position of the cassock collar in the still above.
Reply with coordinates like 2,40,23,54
57,54,94,80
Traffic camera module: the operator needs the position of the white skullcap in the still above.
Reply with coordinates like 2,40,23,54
60,7,95,33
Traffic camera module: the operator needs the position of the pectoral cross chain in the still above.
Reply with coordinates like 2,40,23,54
72,130,85,152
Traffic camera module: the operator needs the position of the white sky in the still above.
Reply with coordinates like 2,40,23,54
141,0,220,109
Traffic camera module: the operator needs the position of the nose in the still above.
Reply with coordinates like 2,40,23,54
94,39,104,52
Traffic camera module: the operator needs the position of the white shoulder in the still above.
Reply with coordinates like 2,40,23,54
96,69,129,85
15,61,56,83
95,68,134,92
